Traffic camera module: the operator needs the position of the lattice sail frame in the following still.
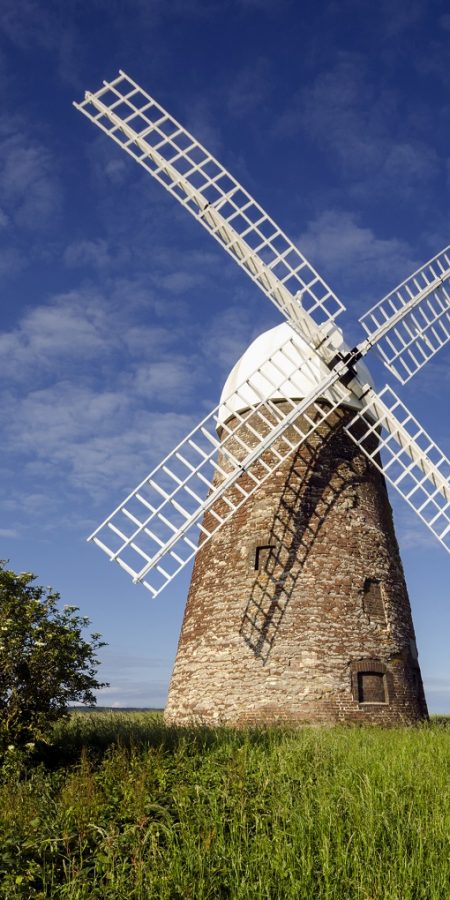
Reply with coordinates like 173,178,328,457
74,72,450,597
74,71,344,351
89,337,350,598
360,245,450,384
346,386,450,551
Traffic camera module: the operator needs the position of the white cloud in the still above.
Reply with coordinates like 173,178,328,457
0,189,274,536
0,246,24,275
131,358,202,404
274,54,440,199
200,301,276,374
123,325,175,358
382,142,437,184
159,270,205,294
0,280,205,521
1,491,60,523
0,0,85,88
0,527,19,538
387,500,441,554
0,280,187,387
0,128,61,228
396,521,437,553
1,377,195,500
226,59,271,119
0,0,54,49
64,239,114,269
185,99,224,157
296,209,417,296
104,157,129,184
0,291,115,381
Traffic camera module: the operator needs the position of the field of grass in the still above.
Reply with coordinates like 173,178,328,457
0,712,449,899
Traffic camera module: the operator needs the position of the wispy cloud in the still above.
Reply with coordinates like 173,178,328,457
297,209,417,301
0,107,63,284
0,0,56,50
131,358,203,404
226,58,271,119
159,270,206,295
0,274,230,530
388,501,441,554
184,98,224,157
0,0,88,88
0,125,61,229
377,0,424,37
64,239,116,270
2,377,196,508
274,53,441,202
0,527,19,538
200,300,276,374
0,245,24,276
0,290,116,382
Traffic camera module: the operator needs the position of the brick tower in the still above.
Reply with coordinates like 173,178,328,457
165,324,428,726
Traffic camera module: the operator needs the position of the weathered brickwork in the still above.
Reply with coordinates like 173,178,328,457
165,402,428,726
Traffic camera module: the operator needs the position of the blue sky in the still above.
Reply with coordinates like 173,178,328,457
0,0,449,711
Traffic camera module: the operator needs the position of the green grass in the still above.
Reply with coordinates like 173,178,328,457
1,713,449,899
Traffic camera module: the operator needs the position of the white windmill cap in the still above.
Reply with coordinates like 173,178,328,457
217,322,373,428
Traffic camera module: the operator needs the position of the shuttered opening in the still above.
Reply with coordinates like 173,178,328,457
357,671,386,703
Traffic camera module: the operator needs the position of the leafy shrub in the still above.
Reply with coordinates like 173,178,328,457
0,562,107,755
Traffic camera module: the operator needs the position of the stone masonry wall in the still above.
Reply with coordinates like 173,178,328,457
165,402,428,726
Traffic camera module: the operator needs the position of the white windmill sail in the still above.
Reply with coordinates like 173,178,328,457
74,71,344,354
345,386,450,552
359,246,450,384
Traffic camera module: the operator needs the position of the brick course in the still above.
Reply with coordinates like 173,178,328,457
165,402,428,726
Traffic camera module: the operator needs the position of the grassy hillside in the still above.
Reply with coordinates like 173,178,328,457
1,713,449,898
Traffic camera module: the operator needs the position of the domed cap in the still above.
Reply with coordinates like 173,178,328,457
217,322,373,428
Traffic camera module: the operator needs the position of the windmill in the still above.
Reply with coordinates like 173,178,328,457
75,71,450,725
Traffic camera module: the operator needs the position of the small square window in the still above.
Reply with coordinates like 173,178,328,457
357,671,386,704
254,544,275,571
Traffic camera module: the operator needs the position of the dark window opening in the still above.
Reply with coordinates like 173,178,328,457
357,671,386,704
363,578,385,623
254,544,276,571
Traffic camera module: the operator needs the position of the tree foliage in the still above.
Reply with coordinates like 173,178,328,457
0,562,107,752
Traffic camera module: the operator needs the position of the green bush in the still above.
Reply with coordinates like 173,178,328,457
0,563,107,755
